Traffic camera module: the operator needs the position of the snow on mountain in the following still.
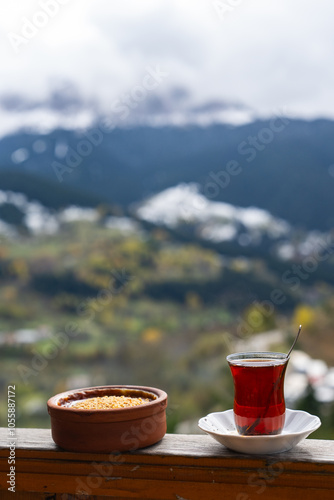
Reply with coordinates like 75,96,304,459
0,190,98,236
0,189,140,238
0,97,253,140
1,183,331,266
0,190,58,236
136,183,291,244
59,207,98,224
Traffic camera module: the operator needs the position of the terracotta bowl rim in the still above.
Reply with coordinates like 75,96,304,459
47,384,167,416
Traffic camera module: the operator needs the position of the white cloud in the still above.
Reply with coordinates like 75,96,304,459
0,0,333,136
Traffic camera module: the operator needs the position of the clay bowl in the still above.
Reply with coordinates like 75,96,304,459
47,385,168,453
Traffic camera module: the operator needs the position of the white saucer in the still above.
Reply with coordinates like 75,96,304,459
198,409,321,454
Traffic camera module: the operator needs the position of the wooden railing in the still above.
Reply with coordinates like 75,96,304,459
0,427,334,499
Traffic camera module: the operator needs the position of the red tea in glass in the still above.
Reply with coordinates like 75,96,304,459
227,352,288,436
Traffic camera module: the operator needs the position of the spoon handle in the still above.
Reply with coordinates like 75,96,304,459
286,325,302,359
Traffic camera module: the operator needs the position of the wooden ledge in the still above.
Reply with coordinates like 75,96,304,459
0,428,334,499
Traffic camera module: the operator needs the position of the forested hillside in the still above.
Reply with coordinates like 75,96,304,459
1,119,334,230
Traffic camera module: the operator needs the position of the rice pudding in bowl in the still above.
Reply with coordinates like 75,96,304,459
47,385,168,452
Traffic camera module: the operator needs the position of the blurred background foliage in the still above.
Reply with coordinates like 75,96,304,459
1,218,334,438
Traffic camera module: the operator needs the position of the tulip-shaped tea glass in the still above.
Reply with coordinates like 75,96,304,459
227,352,289,436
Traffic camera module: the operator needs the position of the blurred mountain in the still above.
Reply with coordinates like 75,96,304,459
0,171,101,209
0,119,334,230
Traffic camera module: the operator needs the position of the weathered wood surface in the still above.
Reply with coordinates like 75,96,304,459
1,428,334,499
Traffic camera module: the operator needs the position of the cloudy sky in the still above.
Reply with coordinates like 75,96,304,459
0,0,333,136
